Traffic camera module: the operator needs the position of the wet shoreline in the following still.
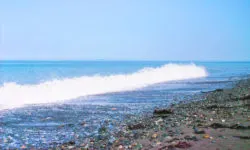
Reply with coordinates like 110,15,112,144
58,78,250,149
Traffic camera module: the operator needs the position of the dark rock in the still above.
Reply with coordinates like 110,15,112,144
206,105,231,109
209,123,250,129
80,121,86,126
233,135,250,139
184,135,198,141
230,124,250,129
154,108,173,115
128,123,145,130
203,89,224,93
209,123,229,129
175,141,192,148
214,89,224,92
239,95,250,100
62,141,75,146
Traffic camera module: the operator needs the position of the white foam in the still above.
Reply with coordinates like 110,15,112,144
0,63,207,109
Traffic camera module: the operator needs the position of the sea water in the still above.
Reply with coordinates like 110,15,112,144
0,61,249,148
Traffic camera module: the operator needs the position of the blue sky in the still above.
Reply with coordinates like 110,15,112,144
0,0,249,61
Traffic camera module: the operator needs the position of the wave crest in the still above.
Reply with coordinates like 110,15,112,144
0,63,207,109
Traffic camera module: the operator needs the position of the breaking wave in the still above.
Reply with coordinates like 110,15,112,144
0,63,207,109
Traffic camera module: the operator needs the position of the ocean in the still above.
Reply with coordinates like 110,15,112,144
0,61,250,148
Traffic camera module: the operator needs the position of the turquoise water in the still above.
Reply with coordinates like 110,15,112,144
0,61,249,148
0,61,249,84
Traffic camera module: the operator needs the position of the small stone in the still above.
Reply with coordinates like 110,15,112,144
218,135,226,139
166,136,173,141
193,127,206,134
152,133,158,139
203,134,210,139
21,145,27,149
111,108,117,111
171,141,177,145
68,146,75,149
41,117,52,121
119,145,123,149
184,135,198,141
155,118,163,125
128,123,145,130
132,143,137,147
80,121,86,126
135,144,143,149
101,144,106,148
3,138,8,143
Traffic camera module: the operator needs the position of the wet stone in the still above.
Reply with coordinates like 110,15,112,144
193,127,206,134
128,123,145,130
184,135,198,141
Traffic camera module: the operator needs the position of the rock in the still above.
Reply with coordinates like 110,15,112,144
101,144,106,148
155,118,163,125
165,136,173,141
62,141,75,146
21,145,27,149
193,127,205,134
118,145,124,150
209,123,229,129
206,105,222,109
233,135,250,139
184,135,198,141
111,108,117,111
68,146,75,149
152,133,158,139
203,134,210,139
209,123,250,129
237,95,250,100
230,124,250,129
128,123,145,130
134,144,143,149
214,89,224,92
175,141,192,148
154,108,173,115
80,121,86,126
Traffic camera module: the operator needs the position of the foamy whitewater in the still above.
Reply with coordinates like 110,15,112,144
0,63,207,109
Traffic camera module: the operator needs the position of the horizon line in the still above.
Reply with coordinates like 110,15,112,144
0,59,250,62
